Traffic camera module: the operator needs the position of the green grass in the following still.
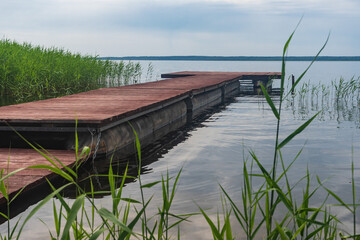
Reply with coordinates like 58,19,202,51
0,39,142,105
0,27,359,239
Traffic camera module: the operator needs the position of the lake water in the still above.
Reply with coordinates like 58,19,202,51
1,60,360,239
141,60,360,84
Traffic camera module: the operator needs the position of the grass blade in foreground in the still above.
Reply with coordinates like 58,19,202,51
277,112,320,149
16,182,73,240
60,194,86,240
199,207,223,239
260,83,280,120
267,19,302,233
285,33,330,99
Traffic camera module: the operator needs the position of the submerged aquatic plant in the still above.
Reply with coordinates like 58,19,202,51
286,76,360,127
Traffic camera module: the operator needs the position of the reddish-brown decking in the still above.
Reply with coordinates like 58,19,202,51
0,71,281,213
0,148,76,205
0,71,280,125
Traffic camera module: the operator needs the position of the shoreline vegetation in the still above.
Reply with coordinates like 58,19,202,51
0,39,142,106
100,56,360,61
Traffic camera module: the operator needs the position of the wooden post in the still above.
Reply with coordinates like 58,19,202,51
291,74,295,95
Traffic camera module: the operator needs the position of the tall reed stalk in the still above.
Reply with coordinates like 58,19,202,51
262,19,329,235
198,23,359,240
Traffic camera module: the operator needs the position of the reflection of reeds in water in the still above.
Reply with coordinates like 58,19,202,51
285,77,360,127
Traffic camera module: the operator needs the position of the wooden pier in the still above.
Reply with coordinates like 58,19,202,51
0,71,280,219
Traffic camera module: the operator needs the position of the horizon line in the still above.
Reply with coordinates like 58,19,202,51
99,56,360,61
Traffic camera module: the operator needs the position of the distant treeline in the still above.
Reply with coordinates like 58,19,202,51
100,56,360,61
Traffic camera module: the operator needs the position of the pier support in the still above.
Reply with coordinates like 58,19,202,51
184,97,193,124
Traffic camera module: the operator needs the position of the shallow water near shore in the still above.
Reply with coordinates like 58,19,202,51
1,60,360,238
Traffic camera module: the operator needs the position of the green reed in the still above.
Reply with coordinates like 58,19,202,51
285,76,360,126
0,39,142,105
0,120,190,239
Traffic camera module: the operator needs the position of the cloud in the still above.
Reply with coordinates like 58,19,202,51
2,0,359,32
0,0,359,56
192,0,360,15
102,2,252,32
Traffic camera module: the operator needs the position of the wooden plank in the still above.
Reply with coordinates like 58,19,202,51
0,148,76,205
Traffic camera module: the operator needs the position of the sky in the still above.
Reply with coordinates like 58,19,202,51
0,0,360,57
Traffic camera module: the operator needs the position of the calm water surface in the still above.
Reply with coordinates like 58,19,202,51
142,60,360,84
1,61,360,239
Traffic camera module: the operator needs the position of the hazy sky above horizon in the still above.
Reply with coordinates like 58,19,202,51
1,0,359,57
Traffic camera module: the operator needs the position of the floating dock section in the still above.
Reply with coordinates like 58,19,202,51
0,71,280,218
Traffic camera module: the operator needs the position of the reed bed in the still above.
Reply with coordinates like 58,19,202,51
0,39,142,105
285,76,360,127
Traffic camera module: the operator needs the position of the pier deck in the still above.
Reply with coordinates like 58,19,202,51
0,71,279,127
0,71,280,217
